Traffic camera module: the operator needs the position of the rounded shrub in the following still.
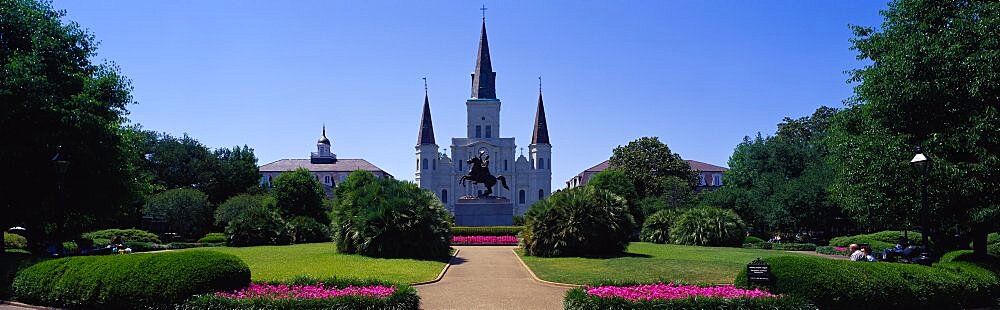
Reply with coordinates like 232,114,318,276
333,171,452,259
744,236,766,244
225,206,293,247
81,228,162,243
523,187,634,257
669,207,746,247
197,233,226,244
734,253,1000,309
144,188,213,239
4,232,27,249
639,209,681,244
12,250,250,308
289,216,332,244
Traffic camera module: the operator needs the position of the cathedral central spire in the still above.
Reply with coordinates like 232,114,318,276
471,18,497,99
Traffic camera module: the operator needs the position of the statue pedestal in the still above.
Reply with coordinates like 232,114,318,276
454,196,514,226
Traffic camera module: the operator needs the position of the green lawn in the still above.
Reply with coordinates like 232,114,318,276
518,242,813,285
180,242,448,284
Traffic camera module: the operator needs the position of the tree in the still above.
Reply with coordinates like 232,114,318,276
143,188,212,239
272,168,327,223
703,107,841,233
1,0,143,251
214,194,276,227
332,171,452,258
588,169,641,222
829,0,1000,254
522,186,634,257
608,137,697,205
205,145,260,204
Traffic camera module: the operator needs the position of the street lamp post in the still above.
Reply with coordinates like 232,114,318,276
910,146,929,247
51,147,70,255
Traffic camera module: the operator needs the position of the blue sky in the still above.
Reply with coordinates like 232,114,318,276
55,1,887,188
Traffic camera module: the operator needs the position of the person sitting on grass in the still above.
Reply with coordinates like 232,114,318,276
861,246,877,262
849,244,865,261
110,236,129,254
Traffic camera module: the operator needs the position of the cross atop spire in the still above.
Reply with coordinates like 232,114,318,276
480,5,487,20
470,14,496,99
423,75,428,96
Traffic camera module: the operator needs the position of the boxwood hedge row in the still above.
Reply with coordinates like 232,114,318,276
564,286,816,310
734,253,999,309
180,277,419,310
12,250,250,309
451,226,523,236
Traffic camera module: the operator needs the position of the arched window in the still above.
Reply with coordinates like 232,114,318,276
324,175,331,184
422,158,428,170
518,190,525,204
540,158,545,169
504,160,508,171
485,125,492,138
433,159,437,170
441,189,448,204
476,125,482,138
538,189,544,200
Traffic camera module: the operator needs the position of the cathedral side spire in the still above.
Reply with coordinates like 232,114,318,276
470,17,497,99
531,77,550,144
418,77,436,145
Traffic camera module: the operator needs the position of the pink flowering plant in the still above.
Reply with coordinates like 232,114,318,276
451,235,518,245
183,277,419,309
565,281,815,310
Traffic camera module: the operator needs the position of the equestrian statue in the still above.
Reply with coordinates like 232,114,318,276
459,149,509,197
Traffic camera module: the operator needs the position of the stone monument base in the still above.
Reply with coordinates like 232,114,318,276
454,196,514,226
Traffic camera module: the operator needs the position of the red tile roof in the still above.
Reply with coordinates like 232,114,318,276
685,160,728,172
259,159,388,174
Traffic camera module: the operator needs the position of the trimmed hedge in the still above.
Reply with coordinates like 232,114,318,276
82,228,162,243
4,232,27,249
1,253,40,299
12,250,250,308
743,243,817,251
181,277,419,310
828,231,920,251
564,283,815,310
198,233,226,244
815,245,850,256
734,253,1000,309
451,226,523,236
744,236,765,244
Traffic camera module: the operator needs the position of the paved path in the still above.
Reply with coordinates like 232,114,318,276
416,246,570,310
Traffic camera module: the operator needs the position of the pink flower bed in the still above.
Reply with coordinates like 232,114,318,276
586,283,776,301
451,235,518,245
215,283,395,300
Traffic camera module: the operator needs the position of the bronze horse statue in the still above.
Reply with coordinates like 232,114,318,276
459,151,509,197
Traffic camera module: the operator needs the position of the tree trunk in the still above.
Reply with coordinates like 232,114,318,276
972,229,988,257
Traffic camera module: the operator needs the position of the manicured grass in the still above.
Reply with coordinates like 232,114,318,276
179,242,448,284
518,242,813,285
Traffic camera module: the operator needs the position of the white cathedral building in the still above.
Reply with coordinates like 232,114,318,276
415,18,552,216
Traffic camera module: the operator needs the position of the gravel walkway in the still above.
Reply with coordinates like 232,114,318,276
416,246,570,310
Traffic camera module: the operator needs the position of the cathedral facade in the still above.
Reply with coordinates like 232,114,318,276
415,19,551,215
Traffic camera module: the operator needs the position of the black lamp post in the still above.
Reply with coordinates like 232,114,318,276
51,147,69,255
910,146,929,247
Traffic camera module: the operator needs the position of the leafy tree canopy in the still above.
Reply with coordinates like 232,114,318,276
829,0,1000,253
608,137,697,200
1,0,143,250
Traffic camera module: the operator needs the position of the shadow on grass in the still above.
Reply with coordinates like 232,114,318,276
572,252,653,259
